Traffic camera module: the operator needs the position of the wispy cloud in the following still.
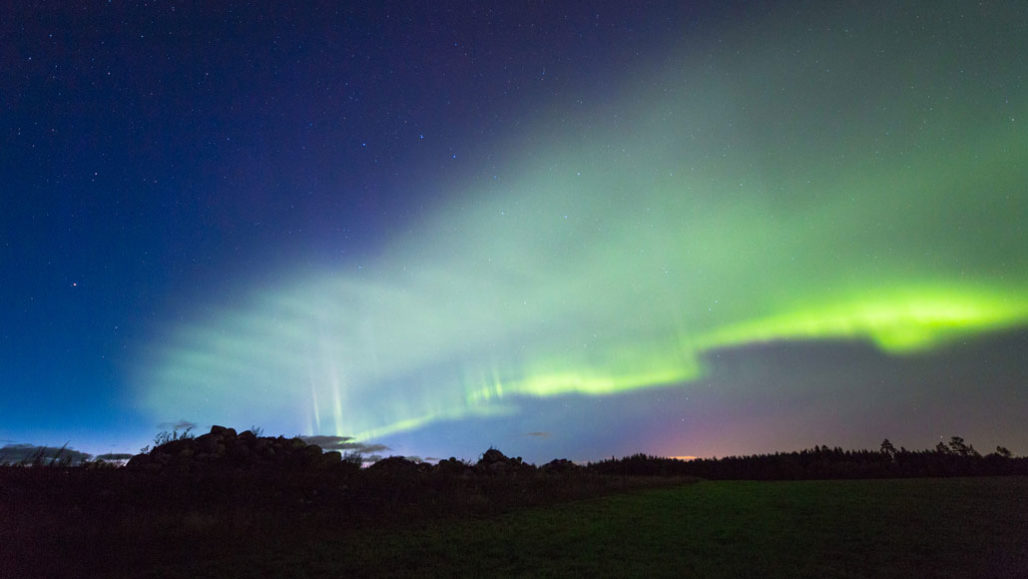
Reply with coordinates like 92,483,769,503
525,431,550,438
300,435,390,454
96,453,134,461
157,420,197,432
0,443,93,465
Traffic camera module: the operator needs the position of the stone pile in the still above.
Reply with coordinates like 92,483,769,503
127,426,577,478
475,447,533,475
126,425,345,473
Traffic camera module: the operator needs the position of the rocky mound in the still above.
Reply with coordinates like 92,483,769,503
126,426,578,478
475,447,533,475
126,425,346,473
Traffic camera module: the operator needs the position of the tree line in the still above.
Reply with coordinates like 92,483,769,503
587,437,1027,480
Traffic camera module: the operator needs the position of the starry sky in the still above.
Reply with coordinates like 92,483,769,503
2,1,1027,463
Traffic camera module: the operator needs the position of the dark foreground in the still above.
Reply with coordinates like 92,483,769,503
3,472,1026,578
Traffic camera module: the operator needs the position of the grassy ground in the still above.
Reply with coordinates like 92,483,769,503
136,477,1028,578
5,474,1026,577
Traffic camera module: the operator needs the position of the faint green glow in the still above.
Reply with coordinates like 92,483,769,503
133,3,1028,442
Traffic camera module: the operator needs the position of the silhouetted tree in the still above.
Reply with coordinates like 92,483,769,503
880,439,896,457
948,436,979,457
585,436,1027,480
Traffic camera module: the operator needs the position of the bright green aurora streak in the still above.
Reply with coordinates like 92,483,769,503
135,4,1028,443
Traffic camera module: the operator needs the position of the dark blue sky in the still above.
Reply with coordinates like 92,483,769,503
3,1,723,451
3,2,1026,462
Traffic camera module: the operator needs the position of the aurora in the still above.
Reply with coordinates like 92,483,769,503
133,2,1028,455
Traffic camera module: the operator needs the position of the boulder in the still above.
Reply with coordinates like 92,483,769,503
479,448,508,465
126,453,150,469
209,425,237,438
435,457,472,476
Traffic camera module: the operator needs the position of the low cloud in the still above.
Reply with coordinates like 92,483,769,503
0,443,93,466
95,453,135,461
300,435,390,454
353,443,391,453
299,435,353,449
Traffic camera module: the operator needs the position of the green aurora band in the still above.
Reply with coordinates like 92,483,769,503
135,3,1028,442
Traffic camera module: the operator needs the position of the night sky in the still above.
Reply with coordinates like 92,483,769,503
2,2,1026,463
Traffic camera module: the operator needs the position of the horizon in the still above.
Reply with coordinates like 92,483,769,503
0,426,1019,468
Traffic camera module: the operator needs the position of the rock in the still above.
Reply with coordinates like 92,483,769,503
124,425,349,474
479,448,508,465
126,454,150,469
365,456,421,477
435,457,472,476
209,425,232,436
159,439,192,456
475,448,533,475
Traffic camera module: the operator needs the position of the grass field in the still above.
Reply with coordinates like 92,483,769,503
128,476,1028,578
